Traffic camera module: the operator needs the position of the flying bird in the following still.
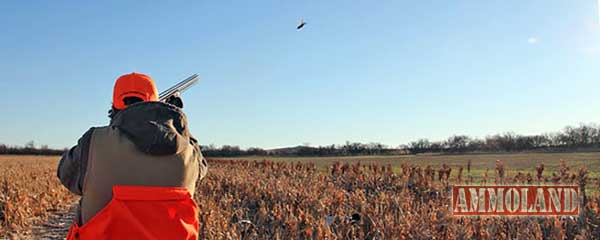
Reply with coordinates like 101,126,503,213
296,19,306,30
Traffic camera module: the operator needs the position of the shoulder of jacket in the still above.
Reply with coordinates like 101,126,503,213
85,126,114,141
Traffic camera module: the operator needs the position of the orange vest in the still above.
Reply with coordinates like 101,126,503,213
67,186,199,240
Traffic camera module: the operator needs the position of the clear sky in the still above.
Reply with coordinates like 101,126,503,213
1,1,599,149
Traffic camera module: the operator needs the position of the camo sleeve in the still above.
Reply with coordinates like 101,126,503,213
57,128,94,195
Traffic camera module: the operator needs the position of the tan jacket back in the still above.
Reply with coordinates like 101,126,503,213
79,109,201,224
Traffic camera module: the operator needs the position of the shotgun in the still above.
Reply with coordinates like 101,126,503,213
159,74,200,102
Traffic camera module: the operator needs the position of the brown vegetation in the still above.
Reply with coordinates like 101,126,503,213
1,155,600,239
0,156,76,236
197,159,600,239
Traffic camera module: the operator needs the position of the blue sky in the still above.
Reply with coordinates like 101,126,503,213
1,0,599,149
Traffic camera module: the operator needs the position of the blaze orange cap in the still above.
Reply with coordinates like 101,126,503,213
112,72,159,110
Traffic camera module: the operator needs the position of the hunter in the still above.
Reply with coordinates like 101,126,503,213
57,72,207,239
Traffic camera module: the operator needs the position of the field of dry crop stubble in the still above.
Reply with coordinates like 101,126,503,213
0,155,76,238
2,153,600,239
198,158,600,239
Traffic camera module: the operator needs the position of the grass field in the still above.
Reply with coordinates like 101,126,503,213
214,152,600,190
216,151,600,171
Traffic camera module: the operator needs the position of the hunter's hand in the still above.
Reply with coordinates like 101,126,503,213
167,94,184,109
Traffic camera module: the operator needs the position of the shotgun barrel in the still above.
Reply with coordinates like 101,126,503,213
159,74,200,101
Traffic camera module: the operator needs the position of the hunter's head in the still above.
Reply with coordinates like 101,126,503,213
110,72,158,118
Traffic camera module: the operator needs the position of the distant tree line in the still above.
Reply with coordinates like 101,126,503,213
200,142,398,157
403,123,600,154
3,123,600,157
0,141,66,155
201,123,600,157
